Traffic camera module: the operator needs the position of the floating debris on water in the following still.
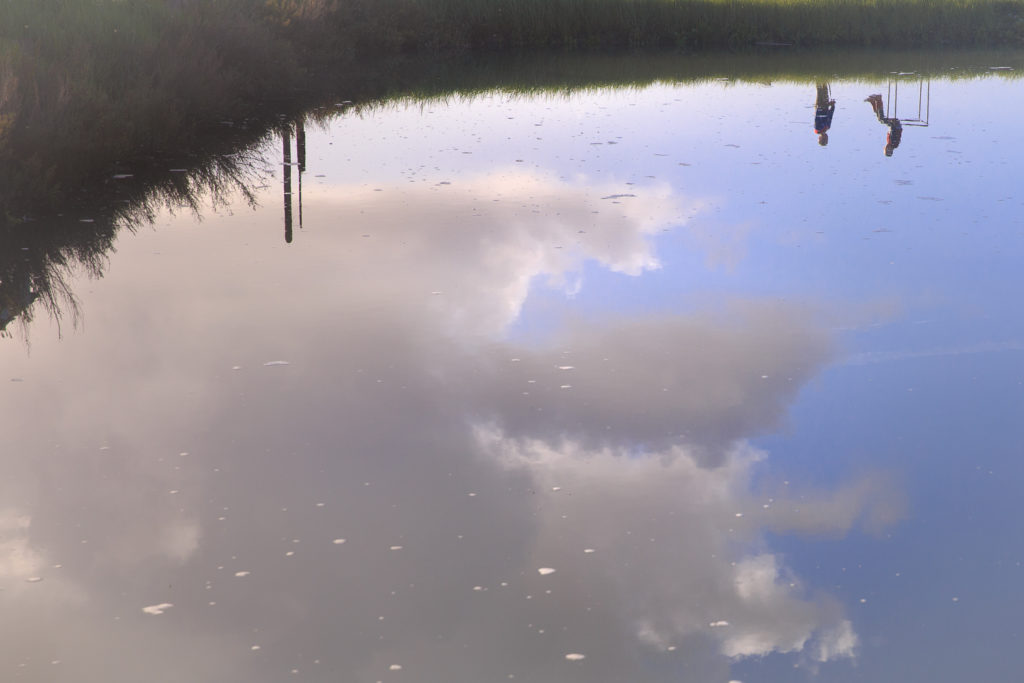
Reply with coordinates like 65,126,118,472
565,653,586,661
537,568,556,576
263,360,290,366
234,571,251,577
142,603,173,615
333,538,346,545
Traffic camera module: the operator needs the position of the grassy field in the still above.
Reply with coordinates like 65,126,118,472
1,0,1023,221
323,0,1024,52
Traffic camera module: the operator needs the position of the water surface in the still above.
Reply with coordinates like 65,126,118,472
3,52,1024,682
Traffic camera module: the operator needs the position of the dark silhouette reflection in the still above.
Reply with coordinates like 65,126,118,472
866,93,902,156
814,83,835,146
281,119,307,244
283,126,293,243
0,266,39,338
0,140,272,338
297,119,305,230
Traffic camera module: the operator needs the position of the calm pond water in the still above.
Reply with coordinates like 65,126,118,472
3,51,1024,682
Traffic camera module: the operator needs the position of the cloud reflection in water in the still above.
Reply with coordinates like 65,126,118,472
0,168,898,682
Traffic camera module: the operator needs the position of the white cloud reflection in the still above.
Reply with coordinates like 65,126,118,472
304,168,683,336
0,166,898,682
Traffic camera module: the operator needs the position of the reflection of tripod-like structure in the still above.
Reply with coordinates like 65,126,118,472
883,74,930,127
282,119,306,244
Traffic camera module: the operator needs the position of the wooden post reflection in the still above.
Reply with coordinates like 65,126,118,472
296,119,305,230
283,126,293,244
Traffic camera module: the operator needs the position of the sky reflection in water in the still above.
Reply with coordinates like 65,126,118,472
2,69,1024,682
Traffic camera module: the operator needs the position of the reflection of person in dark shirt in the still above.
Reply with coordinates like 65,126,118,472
865,94,902,156
814,83,835,146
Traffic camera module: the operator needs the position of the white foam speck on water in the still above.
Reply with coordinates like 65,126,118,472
332,539,346,544
666,646,677,652
390,545,403,551
316,502,325,507
583,548,596,554
25,577,42,583
285,551,295,557
551,486,562,491
473,586,483,591
263,360,290,366
559,385,572,389
734,512,743,518
537,568,556,576
389,664,402,671
564,653,586,661
142,603,173,615
231,366,242,370
510,358,521,362
234,571,251,577
557,366,575,370
467,492,477,497
250,645,261,651
709,620,729,627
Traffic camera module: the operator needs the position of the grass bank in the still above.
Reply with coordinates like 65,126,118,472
321,0,1024,53
2,0,1024,220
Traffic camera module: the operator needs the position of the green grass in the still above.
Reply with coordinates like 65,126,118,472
321,0,1024,52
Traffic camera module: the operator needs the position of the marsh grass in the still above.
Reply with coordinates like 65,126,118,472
322,0,1024,52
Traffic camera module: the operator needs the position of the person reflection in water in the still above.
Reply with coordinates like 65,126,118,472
814,83,835,146
865,94,902,156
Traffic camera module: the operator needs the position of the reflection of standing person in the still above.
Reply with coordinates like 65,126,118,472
814,83,835,146
865,94,902,156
